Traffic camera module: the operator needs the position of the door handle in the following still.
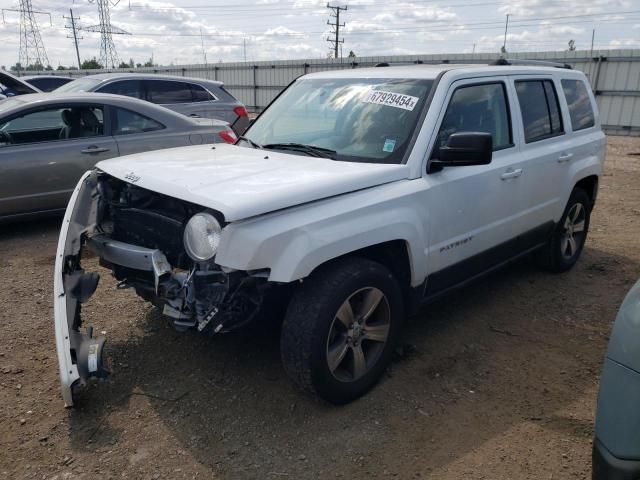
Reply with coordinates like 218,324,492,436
81,146,110,154
557,153,574,163
500,168,523,180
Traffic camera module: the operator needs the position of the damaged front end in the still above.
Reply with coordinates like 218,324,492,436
54,171,271,407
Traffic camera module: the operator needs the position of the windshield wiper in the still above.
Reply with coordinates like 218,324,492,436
262,142,337,159
236,136,262,149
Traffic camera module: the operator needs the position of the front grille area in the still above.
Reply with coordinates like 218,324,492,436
100,174,206,270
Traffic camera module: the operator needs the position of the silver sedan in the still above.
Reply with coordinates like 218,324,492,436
0,92,236,222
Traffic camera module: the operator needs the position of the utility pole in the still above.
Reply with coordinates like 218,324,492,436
502,13,510,54
200,27,208,66
243,38,247,63
590,29,595,57
64,9,82,69
472,43,476,54
326,3,347,59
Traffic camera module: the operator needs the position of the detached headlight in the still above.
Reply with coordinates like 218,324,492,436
183,212,222,262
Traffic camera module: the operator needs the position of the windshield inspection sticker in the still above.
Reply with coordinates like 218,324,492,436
363,90,420,111
383,139,396,153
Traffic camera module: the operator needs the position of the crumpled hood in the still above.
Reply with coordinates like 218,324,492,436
97,144,410,221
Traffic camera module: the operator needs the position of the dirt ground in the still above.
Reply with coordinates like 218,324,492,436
1,136,640,480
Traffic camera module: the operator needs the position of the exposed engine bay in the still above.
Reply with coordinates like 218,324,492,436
55,170,276,406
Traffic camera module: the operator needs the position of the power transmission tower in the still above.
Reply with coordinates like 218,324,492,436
83,0,130,69
2,1,51,69
64,9,82,70
326,3,347,59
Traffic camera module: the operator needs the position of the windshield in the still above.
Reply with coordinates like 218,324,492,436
244,77,433,164
55,77,101,92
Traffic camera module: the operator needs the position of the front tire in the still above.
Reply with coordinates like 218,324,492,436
280,258,404,404
536,187,591,272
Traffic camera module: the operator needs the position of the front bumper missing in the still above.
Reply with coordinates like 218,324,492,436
54,173,178,407
54,171,103,407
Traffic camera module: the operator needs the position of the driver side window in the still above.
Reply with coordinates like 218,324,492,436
434,82,512,157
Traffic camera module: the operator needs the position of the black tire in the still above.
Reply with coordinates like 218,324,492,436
535,187,591,273
280,257,404,404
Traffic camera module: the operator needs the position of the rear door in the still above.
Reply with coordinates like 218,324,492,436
0,104,116,217
510,75,573,229
110,106,191,156
422,77,529,295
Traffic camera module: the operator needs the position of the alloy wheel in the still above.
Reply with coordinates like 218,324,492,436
326,287,391,382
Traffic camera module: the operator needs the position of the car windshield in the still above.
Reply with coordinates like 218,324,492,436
244,77,434,164
55,77,102,92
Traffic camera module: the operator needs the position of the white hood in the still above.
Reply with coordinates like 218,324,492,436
97,144,410,221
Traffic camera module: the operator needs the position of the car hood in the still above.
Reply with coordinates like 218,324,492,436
97,144,410,221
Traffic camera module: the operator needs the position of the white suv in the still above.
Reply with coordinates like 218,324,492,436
54,62,605,406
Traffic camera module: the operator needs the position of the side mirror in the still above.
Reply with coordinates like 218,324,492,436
431,132,492,169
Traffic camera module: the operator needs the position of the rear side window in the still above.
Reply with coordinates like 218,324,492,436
561,79,595,131
435,82,512,154
98,80,145,100
190,84,215,102
147,80,192,104
113,108,164,135
515,80,564,143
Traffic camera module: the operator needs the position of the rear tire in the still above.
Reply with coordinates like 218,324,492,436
280,257,404,404
535,188,591,273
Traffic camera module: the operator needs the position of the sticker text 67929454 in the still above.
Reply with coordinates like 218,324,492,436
363,90,420,111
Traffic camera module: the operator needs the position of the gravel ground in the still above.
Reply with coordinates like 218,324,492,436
1,136,640,480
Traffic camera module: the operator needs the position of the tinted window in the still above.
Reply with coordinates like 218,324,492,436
0,106,104,145
113,108,164,135
147,80,192,104
27,77,72,92
435,82,511,153
98,80,144,99
191,83,214,102
561,79,595,131
516,80,564,143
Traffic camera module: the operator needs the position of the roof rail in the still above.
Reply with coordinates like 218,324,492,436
490,58,572,69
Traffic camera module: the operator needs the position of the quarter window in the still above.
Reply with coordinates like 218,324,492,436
561,79,595,131
190,84,215,102
435,82,512,154
515,80,564,143
113,108,164,135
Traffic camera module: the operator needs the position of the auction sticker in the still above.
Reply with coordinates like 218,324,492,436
363,90,419,111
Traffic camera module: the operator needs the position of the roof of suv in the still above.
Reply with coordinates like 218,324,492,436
73,72,223,87
304,64,585,80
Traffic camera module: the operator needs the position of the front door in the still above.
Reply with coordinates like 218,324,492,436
0,104,117,217
421,78,528,296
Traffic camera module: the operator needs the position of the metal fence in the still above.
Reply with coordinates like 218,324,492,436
20,49,640,135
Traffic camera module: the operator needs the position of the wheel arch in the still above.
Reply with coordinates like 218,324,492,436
574,174,599,206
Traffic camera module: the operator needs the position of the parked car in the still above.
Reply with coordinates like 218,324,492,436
55,73,250,134
0,92,237,222
22,75,74,92
54,61,605,407
0,69,40,97
593,279,640,479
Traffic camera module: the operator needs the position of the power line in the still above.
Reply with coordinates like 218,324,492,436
64,8,82,70
326,3,347,59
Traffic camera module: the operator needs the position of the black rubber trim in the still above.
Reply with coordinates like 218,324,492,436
593,437,640,480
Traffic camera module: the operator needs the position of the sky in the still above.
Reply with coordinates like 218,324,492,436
0,0,639,68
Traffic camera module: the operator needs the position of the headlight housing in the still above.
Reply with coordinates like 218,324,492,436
183,212,222,262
